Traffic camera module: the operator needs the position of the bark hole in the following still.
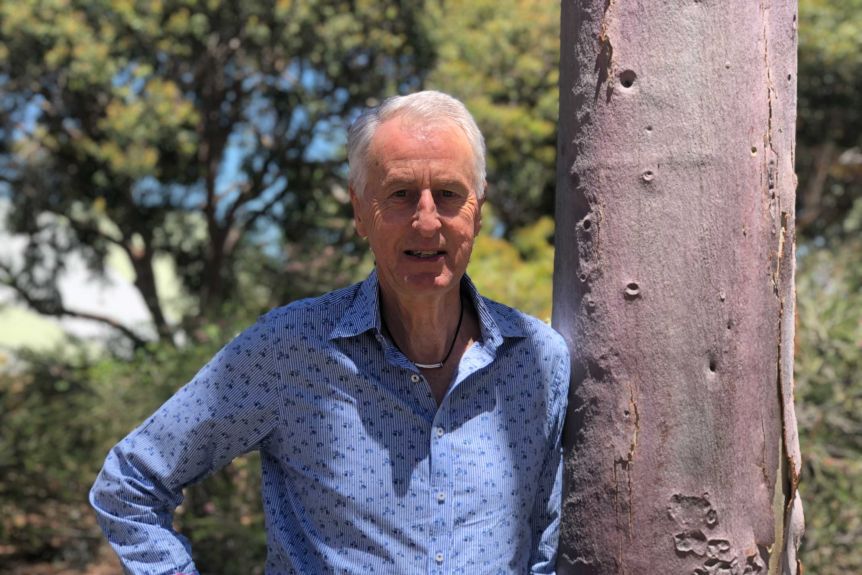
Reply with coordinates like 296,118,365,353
624,282,641,299
619,69,636,88
751,146,758,156
642,170,655,182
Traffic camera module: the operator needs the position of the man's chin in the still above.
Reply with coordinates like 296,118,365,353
380,269,464,299
404,271,458,290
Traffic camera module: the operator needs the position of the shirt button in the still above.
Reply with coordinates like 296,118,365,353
410,374,421,383
435,552,444,564
436,491,446,503
435,426,445,438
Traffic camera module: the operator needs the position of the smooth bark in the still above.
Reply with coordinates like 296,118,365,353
553,1,804,573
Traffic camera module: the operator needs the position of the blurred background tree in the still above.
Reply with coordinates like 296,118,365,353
796,0,862,242
0,0,434,348
793,1,862,574
0,0,859,573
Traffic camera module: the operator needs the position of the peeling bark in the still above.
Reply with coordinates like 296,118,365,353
553,1,803,573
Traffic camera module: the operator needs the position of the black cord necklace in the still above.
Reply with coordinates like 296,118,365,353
382,297,464,370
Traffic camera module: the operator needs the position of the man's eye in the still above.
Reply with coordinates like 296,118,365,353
440,190,455,198
393,190,407,197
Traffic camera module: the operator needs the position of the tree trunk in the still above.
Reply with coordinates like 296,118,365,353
127,242,174,344
552,2,804,574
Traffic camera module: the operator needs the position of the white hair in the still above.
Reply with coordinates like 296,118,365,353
347,91,486,199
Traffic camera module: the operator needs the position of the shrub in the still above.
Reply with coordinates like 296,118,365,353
795,238,862,574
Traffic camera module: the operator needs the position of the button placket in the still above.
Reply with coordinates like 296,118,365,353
428,407,452,575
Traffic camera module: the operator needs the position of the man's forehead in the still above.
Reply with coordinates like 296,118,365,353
362,115,476,191
377,115,463,144
407,119,450,143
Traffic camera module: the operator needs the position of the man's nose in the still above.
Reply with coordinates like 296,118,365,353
413,189,442,235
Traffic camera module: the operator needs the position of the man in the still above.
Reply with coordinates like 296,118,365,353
90,91,570,574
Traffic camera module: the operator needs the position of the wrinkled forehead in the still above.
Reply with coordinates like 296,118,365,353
367,118,474,179
385,113,463,144
368,118,471,166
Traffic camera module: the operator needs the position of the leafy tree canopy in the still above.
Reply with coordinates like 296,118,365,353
0,0,434,346
797,0,862,239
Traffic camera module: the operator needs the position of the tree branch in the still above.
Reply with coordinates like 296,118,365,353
0,261,148,348
65,213,125,247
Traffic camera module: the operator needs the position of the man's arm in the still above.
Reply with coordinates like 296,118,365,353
529,348,571,574
89,318,281,575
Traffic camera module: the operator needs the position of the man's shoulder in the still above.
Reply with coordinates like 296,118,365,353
480,296,568,355
479,296,570,406
261,281,364,329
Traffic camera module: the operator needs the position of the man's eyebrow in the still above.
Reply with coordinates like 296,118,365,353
380,174,471,189
433,177,470,189
380,175,415,188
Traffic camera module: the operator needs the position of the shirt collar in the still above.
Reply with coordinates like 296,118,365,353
329,269,382,340
329,269,527,343
461,274,527,344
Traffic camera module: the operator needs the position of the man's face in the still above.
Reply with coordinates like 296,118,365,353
350,117,484,303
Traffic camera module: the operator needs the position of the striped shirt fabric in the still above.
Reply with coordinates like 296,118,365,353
90,270,570,574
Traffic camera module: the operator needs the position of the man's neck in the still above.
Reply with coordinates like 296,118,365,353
379,283,466,368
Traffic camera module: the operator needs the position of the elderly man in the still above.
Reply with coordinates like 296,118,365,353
90,91,570,574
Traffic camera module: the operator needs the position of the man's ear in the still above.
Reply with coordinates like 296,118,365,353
475,181,487,234
349,185,367,238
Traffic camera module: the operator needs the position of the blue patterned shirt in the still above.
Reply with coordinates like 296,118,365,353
90,271,570,574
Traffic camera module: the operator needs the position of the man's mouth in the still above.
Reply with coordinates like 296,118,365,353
405,250,445,259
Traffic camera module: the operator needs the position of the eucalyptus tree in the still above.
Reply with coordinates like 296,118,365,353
554,2,804,573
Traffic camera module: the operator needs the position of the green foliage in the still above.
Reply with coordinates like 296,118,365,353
0,316,266,570
0,350,105,563
796,0,862,240
0,0,434,339
798,0,862,149
470,213,554,320
795,237,862,574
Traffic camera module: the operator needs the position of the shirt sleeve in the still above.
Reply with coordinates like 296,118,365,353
529,345,571,574
89,317,281,575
